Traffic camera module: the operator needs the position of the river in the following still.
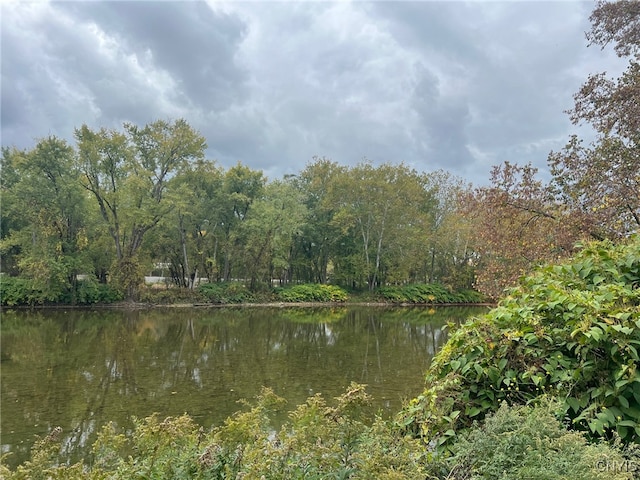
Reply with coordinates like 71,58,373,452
0,305,486,469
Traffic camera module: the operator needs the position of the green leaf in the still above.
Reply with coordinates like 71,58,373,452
467,406,482,417
589,419,605,435
616,420,637,427
498,358,508,371
618,396,630,409
615,378,630,389
566,397,580,413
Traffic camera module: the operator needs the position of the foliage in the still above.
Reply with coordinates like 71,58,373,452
206,383,428,480
2,385,430,480
444,399,635,480
138,286,206,305
461,162,583,299
197,282,257,304
0,276,50,307
238,178,309,289
0,275,122,306
1,126,476,303
0,138,94,304
152,159,225,288
550,0,640,237
67,278,123,304
274,283,349,303
587,0,640,58
376,283,486,304
7,426,87,480
4,388,637,479
217,163,266,283
326,161,437,291
400,237,640,446
75,119,207,299
463,1,640,298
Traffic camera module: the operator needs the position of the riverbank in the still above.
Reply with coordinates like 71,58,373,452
1,280,490,309
0,300,495,310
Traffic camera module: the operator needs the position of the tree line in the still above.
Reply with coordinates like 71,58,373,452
0,125,476,302
1,0,638,304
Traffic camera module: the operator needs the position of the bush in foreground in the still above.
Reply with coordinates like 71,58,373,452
3,384,429,480
445,399,636,480
3,387,635,479
400,236,640,446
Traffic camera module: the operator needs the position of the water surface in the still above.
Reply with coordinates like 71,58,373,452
0,305,485,468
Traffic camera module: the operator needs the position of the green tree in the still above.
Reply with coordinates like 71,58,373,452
75,119,206,298
217,163,265,282
0,138,90,303
0,147,28,276
148,159,224,288
328,161,435,291
413,170,475,289
240,178,307,289
294,158,345,284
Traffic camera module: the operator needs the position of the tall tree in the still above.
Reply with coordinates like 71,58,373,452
239,178,307,289
466,1,640,297
329,161,435,291
420,170,475,289
149,159,224,288
462,162,580,298
294,158,345,284
0,138,90,302
75,119,206,298
549,0,640,238
586,0,640,59
217,163,265,281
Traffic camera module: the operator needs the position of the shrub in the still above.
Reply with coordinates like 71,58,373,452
198,282,256,304
0,275,123,306
400,236,640,445
376,283,486,304
444,399,634,480
4,387,637,479
138,286,204,305
75,278,123,304
0,276,35,306
3,385,429,480
274,283,348,303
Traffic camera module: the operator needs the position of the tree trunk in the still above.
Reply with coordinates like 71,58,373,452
178,212,191,289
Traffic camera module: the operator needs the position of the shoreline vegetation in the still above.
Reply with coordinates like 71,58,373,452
0,279,490,309
0,301,495,310
2,236,639,479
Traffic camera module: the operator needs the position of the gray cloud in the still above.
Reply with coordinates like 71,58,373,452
1,1,626,185
56,1,248,110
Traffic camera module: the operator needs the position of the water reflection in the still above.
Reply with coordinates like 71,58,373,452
0,306,485,468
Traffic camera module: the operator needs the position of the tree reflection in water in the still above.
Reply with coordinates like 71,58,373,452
0,306,485,468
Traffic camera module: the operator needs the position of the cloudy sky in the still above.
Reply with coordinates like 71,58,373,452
1,0,627,185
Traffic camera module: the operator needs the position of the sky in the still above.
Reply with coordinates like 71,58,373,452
0,0,628,185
